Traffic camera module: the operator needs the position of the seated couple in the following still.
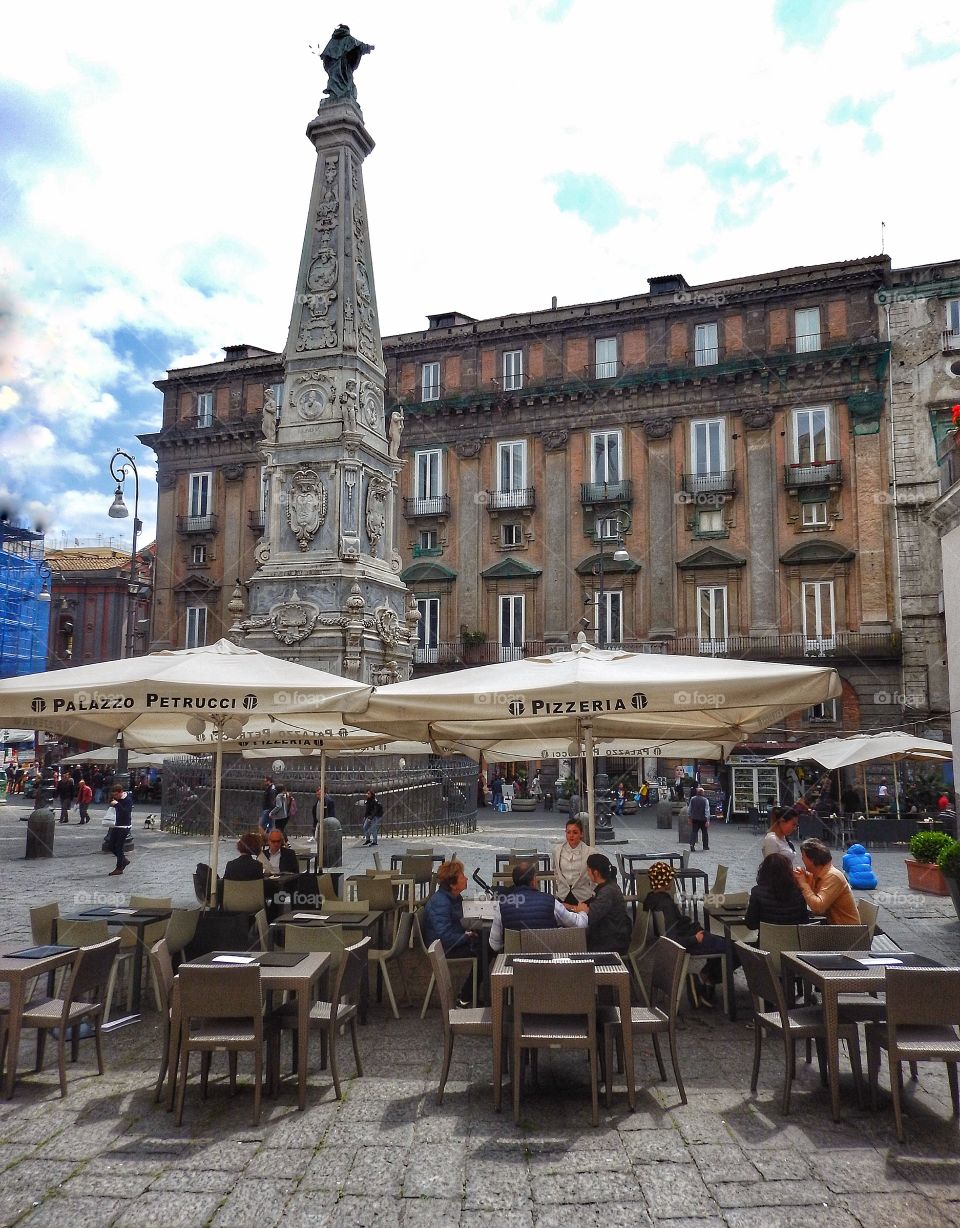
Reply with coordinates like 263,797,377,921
223,829,299,880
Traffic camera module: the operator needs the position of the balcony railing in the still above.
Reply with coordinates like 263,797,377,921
411,545,442,558
594,361,619,379
485,487,536,511
177,514,217,534
248,508,264,531
794,332,822,354
943,330,960,353
783,460,843,488
617,631,901,662
689,346,722,367
938,431,960,495
681,470,736,496
580,480,633,506
402,495,451,518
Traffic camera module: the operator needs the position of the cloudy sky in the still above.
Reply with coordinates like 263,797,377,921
1,0,958,549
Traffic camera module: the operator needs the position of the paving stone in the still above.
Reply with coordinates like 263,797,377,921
344,1144,408,1196
840,1191,951,1228
748,1150,812,1181
149,1167,239,1194
400,1198,465,1228
327,1196,403,1227
402,1145,465,1198
60,1170,156,1199
531,1170,642,1205
710,1179,826,1208
622,1131,691,1164
278,1190,339,1228
527,1147,631,1174
242,1146,314,1179
17,1195,125,1228
112,1191,223,1228
632,1163,718,1219
723,1210,860,1228
462,1212,534,1228
689,1143,760,1184
300,1145,357,1190
211,1178,297,1228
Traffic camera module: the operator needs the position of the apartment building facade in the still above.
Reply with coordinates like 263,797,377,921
385,257,909,736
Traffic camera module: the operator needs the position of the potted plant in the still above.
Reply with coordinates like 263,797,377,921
937,838,960,920
905,830,953,895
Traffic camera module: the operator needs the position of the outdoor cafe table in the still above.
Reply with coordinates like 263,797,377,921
0,941,78,1098
623,852,685,874
55,906,172,1023
489,951,636,1112
168,950,330,1112
272,909,383,1021
781,949,943,1122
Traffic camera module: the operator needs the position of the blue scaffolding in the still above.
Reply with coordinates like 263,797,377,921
0,524,49,679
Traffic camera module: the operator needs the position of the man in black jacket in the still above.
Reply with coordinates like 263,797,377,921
259,829,299,875
567,854,632,954
106,783,133,876
57,772,76,824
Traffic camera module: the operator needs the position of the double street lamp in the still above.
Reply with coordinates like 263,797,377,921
107,450,144,790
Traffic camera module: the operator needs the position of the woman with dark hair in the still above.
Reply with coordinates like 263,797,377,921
223,830,267,880
761,808,799,863
553,815,597,905
745,853,809,929
568,854,632,954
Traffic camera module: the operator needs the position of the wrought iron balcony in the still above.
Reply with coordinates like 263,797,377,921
580,480,633,506
247,508,264,531
177,514,217,534
942,330,960,353
783,460,842,488
485,487,536,512
618,631,901,662
681,470,736,497
411,545,443,558
402,495,451,518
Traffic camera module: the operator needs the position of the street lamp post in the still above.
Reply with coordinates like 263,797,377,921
588,509,631,647
107,450,142,790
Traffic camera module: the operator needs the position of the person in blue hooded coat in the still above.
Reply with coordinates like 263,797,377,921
842,843,877,890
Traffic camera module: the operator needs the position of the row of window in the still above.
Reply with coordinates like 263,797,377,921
417,307,839,400
189,384,284,427
412,408,835,500
414,580,839,658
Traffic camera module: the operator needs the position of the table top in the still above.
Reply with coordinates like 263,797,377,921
782,950,944,989
491,951,628,981
462,899,498,922
0,941,78,977
76,906,172,921
273,910,383,930
180,949,329,990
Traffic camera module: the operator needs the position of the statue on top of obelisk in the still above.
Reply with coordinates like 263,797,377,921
320,25,374,103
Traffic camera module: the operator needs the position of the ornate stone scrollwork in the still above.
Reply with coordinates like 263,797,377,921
374,604,402,649
390,549,403,574
223,464,243,482
455,439,482,458
270,587,319,646
741,406,774,431
253,538,271,565
642,417,674,441
355,260,377,361
359,381,383,432
365,474,390,556
542,430,569,452
286,468,327,551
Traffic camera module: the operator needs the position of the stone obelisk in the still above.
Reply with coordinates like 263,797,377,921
238,28,416,682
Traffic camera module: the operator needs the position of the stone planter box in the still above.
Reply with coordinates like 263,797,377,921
510,797,538,812
945,875,960,921
904,858,950,896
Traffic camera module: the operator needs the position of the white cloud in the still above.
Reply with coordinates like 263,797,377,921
1,0,959,542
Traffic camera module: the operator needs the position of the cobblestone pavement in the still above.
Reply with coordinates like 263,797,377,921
1,797,959,1227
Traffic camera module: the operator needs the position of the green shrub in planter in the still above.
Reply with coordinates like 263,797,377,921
937,838,960,879
908,830,954,864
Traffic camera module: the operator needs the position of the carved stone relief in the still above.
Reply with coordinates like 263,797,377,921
359,381,383,432
270,587,319,646
286,468,327,551
365,474,390,556
374,605,402,649
455,439,482,458
254,539,271,565
542,430,569,451
742,406,774,431
642,418,674,441
387,407,404,459
222,464,243,482
291,372,336,423
340,379,359,434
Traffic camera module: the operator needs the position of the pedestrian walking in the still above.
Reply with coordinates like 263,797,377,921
57,771,76,824
260,775,277,831
688,786,710,852
361,788,383,846
106,783,132,876
76,777,93,824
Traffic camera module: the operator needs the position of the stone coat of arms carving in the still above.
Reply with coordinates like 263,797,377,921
270,588,319,646
365,474,390,556
287,468,327,551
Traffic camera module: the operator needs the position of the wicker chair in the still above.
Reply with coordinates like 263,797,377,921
29,902,59,945
56,919,134,1019
512,958,599,1125
797,923,870,953
757,923,801,978
174,964,264,1124
519,927,587,954
736,940,864,1115
368,912,414,1019
147,939,175,1105
316,873,341,901
14,938,120,1097
625,909,653,1005
865,966,960,1141
856,898,879,939
268,937,369,1101
221,878,266,916
163,908,202,965
412,911,477,1016
602,936,688,1107
427,939,494,1102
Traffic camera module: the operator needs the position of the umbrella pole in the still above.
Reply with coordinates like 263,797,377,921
318,750,326,871
584,724,597,847
893,757,901,821
208,728,225,907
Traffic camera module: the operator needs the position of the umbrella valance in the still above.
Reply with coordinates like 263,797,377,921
770,732,952,771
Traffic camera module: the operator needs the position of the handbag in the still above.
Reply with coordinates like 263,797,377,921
99,809,117,827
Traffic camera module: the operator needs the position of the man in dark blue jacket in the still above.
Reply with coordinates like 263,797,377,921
106,783,133,876
422,860,479,1006
490,862,585,952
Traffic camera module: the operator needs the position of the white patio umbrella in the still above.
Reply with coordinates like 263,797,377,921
359,635,841,843
771,731,953,819
0,640,371,894
70,746,169,769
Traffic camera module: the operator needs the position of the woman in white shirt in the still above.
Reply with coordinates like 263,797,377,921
760,808,799,864
553,815,597,905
